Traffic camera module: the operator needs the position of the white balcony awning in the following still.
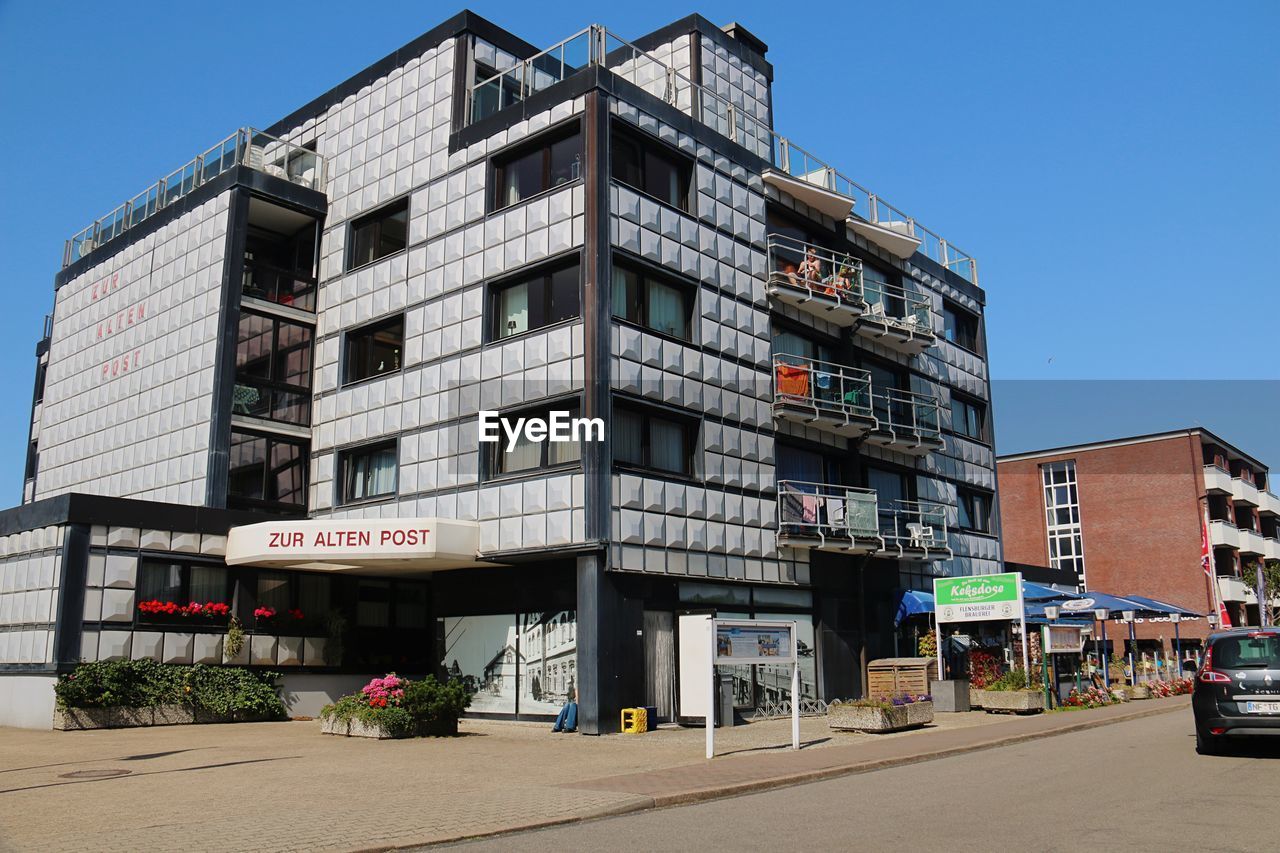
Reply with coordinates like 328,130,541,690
225,518,493,574
846,216,923,260
762,168,853,221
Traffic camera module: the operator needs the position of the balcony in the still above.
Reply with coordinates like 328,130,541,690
64,128,325,267
1261,491,1280,517
776,481,881,553
242,260,317,313
1203,464,1233,495
772,356,875,438
864,388,944,456
1233,476,1261,506
765,235,867,327
1239,527,1268,557
1217,575,1254,605
231,381,311,427
1209,520,1240,550
879,500,952,561
855,281,936,355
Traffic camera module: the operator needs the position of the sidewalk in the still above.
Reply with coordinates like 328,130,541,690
0,697,1189,852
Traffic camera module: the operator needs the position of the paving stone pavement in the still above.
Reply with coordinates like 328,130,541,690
0,697,1189,852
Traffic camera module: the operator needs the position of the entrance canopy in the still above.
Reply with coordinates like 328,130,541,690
225,517,493,573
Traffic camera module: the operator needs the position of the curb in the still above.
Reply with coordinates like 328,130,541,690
395,696,1188,849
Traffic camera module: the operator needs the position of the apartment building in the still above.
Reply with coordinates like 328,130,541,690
0,11,999,731
998,429,1280,658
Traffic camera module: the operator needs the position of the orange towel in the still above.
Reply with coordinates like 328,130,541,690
776,363,809,397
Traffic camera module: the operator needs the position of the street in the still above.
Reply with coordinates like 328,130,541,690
446,708,1278,852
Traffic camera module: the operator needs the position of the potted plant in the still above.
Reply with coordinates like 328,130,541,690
828,693,933,733
972,668,1044,714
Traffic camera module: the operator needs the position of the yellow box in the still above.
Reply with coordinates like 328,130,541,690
620,707,648,734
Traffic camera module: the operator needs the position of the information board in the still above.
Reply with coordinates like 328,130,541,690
713,620,796,665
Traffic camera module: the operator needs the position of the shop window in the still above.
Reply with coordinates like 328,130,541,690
942,299,981,353
227,430,308,511
338,440,398,504
611,126,693,212
487,402,585,478
957,489,992,533
233,310,313,425
344,315,403,384
950,394,986,441
136,560,230,623
436,611,577,715
492,124,582,210
490,259,580,340
612,401,696,476
611,259,695,341
347,197,409,270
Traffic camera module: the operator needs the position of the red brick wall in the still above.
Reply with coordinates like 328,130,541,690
998,434,1216,647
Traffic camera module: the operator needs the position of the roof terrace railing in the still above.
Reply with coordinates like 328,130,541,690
63,128,325,268
464,24,979,283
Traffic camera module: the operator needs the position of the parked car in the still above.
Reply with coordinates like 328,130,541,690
1193,628,1280,755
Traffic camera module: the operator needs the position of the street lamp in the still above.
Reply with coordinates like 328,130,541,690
1045,605,1061,621
1170,612,1182,676
1122,610,1137,687
1096,608,1110,689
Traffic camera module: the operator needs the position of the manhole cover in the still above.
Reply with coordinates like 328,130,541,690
58,769,132,779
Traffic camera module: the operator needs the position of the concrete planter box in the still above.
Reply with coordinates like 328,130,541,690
828,700,933,733
321,715,460,739
55,705,272,730
1128,684,1151,700
972,689,1045,714
930,679,970,713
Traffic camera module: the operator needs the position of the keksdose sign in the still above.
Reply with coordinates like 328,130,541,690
934,572,1024,624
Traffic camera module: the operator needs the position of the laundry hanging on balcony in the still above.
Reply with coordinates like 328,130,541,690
775,362,809,397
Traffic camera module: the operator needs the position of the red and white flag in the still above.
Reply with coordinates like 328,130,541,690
1202,504,1232,628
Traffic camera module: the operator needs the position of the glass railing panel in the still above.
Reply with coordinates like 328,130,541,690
766,235,864,304
232,381,311,426
777,481,880,541
241,261,317,312
773,355,873,419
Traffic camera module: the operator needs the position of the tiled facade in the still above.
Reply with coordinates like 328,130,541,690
3,12,1001,731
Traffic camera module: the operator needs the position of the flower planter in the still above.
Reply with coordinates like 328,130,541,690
972,689,1045,714
1128,684,1151,700
321,716,409,739
828,700,933,733
54,705,274,730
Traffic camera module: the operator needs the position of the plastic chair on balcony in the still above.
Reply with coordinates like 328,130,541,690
232,385,261,415
906,522,933,548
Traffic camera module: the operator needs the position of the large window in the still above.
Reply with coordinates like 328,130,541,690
344,315,403,385
611,127,693,212
957,488,992,533
228,431,308,511
487,403,584,478
612,402,696,476
136,560,230,622
339,440,398,504
492,125,582,210
1042,460,1086,585
942,300,981,353
347,198,409,270
950,394,986,441
234,311,313,425
490,260,580,340
612,260,694,340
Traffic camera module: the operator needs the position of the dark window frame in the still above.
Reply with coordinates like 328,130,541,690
483,397,587,481
949,392,987,442
610,123,695,214
489,120,584,213
346,196,410,272
942,299,982,354
957,488,993,534
233,309,314,426
134,557,232,626
227,429,309,512
487,254,582,342
611,398,699,478
337,438,400,506
342,314,405,386
610,255,697,342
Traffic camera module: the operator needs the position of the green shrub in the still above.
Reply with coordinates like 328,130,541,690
986,667,1030,691
55,660,285,718
321,674,470,737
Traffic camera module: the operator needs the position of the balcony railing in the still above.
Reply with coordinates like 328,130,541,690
866,388,943,454
64,128,325,268
41,314,53,342
777,480,880,551
772,355,874,436
463,24,977,282
766,234,866,323
879,500,950,557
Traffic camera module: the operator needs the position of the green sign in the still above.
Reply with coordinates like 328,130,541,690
934,572,1024,624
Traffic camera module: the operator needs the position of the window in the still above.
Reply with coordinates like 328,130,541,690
612,402,695,476
1042,460,1086,585
347,198,409,270
344,315,403,384
339,440,398,504
24,441,37,481
488,403,584,477
775,443,839,486
611,127,693,212
957,489,992,533
136,560,230,621
492,125,582,210
771,327,835,364
490,260,580,340
228,430,308,510
942,300,981,353
950,394,986,441
33,360,47,403
234,311,313,424
611,261,694,340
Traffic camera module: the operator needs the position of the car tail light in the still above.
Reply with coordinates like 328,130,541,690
1210,727,1227,735
1199,670,1231,683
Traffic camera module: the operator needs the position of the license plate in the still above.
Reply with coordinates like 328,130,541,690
1245,701,1280,714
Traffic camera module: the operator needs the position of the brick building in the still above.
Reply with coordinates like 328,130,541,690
997,429,1280,658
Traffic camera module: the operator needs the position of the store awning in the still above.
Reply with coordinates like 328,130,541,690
894,589,935,627
1022,581,1084,602
225,518,494,574
1118,594,1204,618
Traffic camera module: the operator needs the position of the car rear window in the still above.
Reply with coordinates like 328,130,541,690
1212,634,1280,668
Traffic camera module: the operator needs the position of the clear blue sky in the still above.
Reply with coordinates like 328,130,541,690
1,1,1276,496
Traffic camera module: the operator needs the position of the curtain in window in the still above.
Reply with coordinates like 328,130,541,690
503,431,542,473
139,562,182,602
299,575,331,616
649,418,686,473
548,431,581,466
613,409,644,466
648,281,686,338
350,446,396,500
190,566,226,602
258,571,291,611
498,283,529,338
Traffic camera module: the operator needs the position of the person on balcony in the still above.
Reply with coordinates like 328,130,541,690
788,246,823,291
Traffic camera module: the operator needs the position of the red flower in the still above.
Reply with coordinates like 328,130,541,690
287,608,304,620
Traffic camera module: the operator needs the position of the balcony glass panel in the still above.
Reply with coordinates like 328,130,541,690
773,355,873,420
777,481,879,541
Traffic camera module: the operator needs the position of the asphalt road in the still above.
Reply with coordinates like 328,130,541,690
445,708,1279,852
